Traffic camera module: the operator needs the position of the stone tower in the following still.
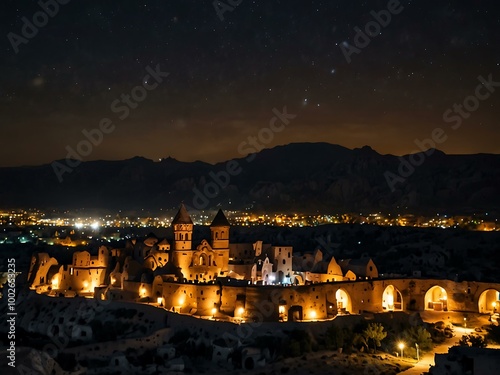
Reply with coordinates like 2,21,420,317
210,209,230,249
172,203,193,250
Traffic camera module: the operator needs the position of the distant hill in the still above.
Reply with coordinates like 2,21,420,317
0,143,499,213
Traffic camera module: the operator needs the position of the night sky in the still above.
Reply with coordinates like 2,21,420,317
1,0,499,167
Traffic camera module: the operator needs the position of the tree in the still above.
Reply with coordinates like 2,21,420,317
403,326,433,351
363,323,387,353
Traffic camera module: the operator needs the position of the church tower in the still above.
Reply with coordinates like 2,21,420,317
210,209,230,249
172,203,193,250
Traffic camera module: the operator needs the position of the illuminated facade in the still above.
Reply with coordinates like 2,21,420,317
170,205,230,282
27,203,500,323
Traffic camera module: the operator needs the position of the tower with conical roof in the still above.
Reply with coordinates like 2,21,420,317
210,209,230,250
172,203,193,250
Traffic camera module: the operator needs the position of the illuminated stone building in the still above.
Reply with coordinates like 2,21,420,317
171,205,230,282
27,203,500,323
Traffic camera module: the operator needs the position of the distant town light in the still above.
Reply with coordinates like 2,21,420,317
91,222,99,230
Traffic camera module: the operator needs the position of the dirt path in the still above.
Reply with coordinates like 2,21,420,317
397,341,452,375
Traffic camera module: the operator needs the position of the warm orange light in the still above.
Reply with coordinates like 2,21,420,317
83,280,89,289
212,307,217,316
237,307,245,316
310,310,317,319
51,276,59,289
398,342,405,350
157,297,164,305
493,302,497,308
279,305,285,314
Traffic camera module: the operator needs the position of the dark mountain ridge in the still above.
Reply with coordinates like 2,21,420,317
0,143,498,214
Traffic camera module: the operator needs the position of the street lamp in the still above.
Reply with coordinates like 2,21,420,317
415,343,419,362
398,342,405,359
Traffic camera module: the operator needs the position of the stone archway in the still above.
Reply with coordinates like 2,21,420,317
478,289,500,314
382,285,403,311
292,274,304,285
288,305,303,322
425,285,448,311
336,288,352,314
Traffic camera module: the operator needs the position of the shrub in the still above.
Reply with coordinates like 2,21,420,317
486,324,500,345
402,326,433,351
458,334,487,348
